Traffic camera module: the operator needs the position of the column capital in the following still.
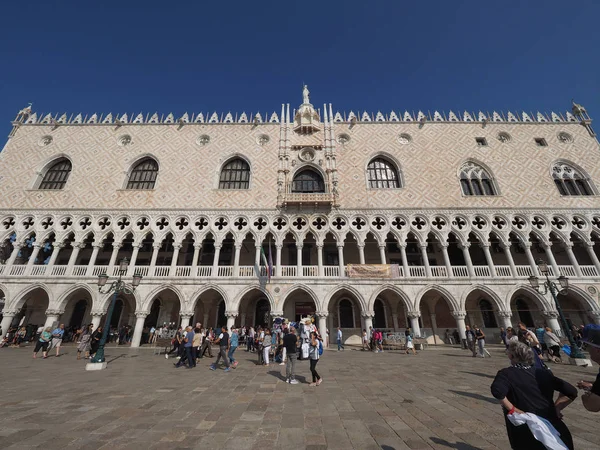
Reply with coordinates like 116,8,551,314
276,243,283,249
32,243,43,249
521,242,532,249
336,243,344,249
497,311,512,319
479,243,490,249
233,243,243,250
360,310,375,318
45,309,65,316
55,243,66,249
135,311,149,319
179,312,193,319
296,243,303,249
439,243,449,249
499,242,510,249
1,309,19,316
418,243,428,249
316,311,329,318
74,242,85,249
378,244,386,249
270,310,284,318
90,309,106,317
92,244,102,250
459,243,470,250
540,242,552,249
214,244,222,250
316,243,324,249
112,243,123,249
171,243,182,250
407,310,421,319
451,310,467,319
153,243,162,249
542,310,560,319
12,242,24,249
225,310,239,318
357,243,365,248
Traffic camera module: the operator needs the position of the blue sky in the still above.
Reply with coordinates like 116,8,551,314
0,1,599,136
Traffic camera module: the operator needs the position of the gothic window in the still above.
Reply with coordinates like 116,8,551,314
219,158,250,189
552,162,594,196
38,158,72,190
478,299,497,328
291,169,325,193
126,158,158,190
367,157,400,189
459,161,496,196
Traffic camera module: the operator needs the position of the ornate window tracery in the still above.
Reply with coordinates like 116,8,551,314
459,162,496,196
552,162,594,196
366,157,400,189
39,158,72,190
126,158,158,190
219,158,250,190
291,169,325,193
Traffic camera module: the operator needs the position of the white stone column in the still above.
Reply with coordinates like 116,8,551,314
585,243,600,275
232,243,242,277
0,310,18,337
430,313,439,344
211,244,222,277
481,244,497,277
392,313,399,331
5,243,23,267
408,311,421,337
337,243,345,277
128,245,141,276
149,243,160,271
357,244,366,265
275,244,282,277
169,243,182,276
131,312,148,348
43,309,63,329
542,243,561,277
563,243,583,277
452,311,467,342
179,313,192,329
317,244,324,277
67,242,83,274
108,243,122,273
523,243,540,276
192,243,201,272
543,311,562,336
86,244,102,276
296,243,303,277
25,244,42,274
461,244,475,278
379,245,387,264
317,311,328,346
203,313,210,328
440,244,453,278
498,311,513,330
90,310,104,331
501,243,518,278
399,243,409,277
226,311,238,331
361,311,374,333
255,245,261,267
420,244,431,277
46,243,64,268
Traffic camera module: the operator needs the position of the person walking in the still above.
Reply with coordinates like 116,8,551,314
577,324,600,412
228,327,239,368
247,326,255,352
51,323,65,357
210,326,231,372
474,325,491,358
77,324,93,360
308,332,323,386
167,326,183,358
199,328,213,358
192,326,202,364
33,327,52,359
491,341,577,449
283,326,299,384
336,327,344,351
465,325,476,357
405,328,417,355
262,329,272,366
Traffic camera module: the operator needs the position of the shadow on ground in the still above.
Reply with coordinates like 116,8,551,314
449,390,497,404
430,437,484,449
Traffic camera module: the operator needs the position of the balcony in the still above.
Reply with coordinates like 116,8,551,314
0,263,598,281
277,182,337,208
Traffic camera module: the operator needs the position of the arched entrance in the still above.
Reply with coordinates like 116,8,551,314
509,288,545,328
327,288,364,345
373,299,387,328
281,287,317,323
418,288,458,344
145,298,161,328
464,288,503,332
192,288,225,329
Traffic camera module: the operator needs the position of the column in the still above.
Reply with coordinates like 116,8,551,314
317,244,324,277
429,313,439,344
149,243,160,271
46,243,64,268
170,243,182,276
392,313,399,331
407,311,421,337
131,311,149,347
317,311,328,346
337,243,345,277
255,245,261,267
232,243,241,277
275,244,282,277
86,244,101,276
5,243,23,267
440,244,453,278
25,244,42,274
481,244,497,277
563,243,583,277
461,244,475,278
191,244,201,272
357,244,365,265
497,311,513,330
523,243,540,276
240,312,247,327
179,313,192,329
542,311,562,336
501,243,518,278
379,245,387,264
67,242,83,270
420,244,431,278
585,243,600,275
0,310,18,337
399,243,409,277
296,243,303,277
203,313,210,328
90,310,104,331
108,243,122,271
44,309,63,329
225,311,238,331
361,311,374,333
128,245,141,276
542,243,560,277
211,244,222,277
452,310,467,346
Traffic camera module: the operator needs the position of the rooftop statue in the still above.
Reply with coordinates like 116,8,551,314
303,84,310,104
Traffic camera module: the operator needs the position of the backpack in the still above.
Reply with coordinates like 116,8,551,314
318,340,323,356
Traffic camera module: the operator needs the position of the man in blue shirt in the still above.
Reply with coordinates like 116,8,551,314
51,324,65,357
337,327,344,351
175,326,195,368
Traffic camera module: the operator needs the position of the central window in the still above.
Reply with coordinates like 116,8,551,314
367,157,400,189
219,158,250,190
292,169,325,193
39,158,72,190
127,158,158,190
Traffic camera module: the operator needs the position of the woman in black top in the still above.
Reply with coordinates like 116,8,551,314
491,341,577,449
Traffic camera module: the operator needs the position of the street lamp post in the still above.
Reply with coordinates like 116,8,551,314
528,259,586,360
88,258,142,366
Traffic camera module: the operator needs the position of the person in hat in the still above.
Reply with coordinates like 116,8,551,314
577,324,600,412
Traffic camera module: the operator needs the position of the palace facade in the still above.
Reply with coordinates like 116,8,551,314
1,88,599,346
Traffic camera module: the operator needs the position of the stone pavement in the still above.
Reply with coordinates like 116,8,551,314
0,343,599,450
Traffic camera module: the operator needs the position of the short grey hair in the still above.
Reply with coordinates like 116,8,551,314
507,341,534,366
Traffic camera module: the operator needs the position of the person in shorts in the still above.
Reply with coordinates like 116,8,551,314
51,324,65,357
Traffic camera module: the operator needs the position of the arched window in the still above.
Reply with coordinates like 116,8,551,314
39,158,72,190
479,299,497,328
292,169,325,193
459,162,496,196
219,158,250,189
552,162,594,196
367,158,400,189
127,158,158,190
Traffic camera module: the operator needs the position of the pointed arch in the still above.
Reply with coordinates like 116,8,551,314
11,283,53,311
323,284,367,312
366,154,402,189
458,160,498,196
460,284,506,312
415,285,459,311
125,156,159,190
54,283,96,311
551,160,596,196
280,284,320,308
143,284,186,312
234,285,275,311
507,285,552,312
189,284,230,312
218,156,251,190
368,284,412,311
